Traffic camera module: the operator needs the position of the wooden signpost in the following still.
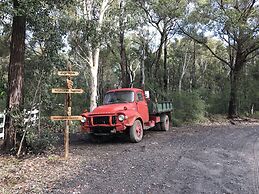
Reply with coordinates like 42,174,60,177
52,88,84,94
51,65,84,159
57,71,79,76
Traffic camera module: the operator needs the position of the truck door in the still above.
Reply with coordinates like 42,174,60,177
136,92,149,123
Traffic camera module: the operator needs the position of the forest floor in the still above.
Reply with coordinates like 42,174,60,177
1,118,259,194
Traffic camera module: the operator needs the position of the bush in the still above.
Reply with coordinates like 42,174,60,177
196,85,230,115
171,91,206,126
26,127,59,154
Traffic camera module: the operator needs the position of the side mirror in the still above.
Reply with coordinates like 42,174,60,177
145,91,150,99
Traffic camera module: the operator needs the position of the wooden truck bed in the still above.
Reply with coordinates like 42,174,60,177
148,101,173,115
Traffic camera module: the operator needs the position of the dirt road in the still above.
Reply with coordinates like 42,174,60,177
43,124,259,194
2,124,259,193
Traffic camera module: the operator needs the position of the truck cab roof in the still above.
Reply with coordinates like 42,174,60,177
107,88,143,93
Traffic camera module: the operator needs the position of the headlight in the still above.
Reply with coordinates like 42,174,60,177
118,114,125,122
81,116,87,123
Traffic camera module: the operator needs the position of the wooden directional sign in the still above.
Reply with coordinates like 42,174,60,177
52,88,84,94
58,71,79,76
51,116,82,121
51,65,84,159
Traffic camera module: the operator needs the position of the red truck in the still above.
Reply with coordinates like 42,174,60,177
81,88,173,142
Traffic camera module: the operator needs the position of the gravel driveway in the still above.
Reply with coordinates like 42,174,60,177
43,124,259,194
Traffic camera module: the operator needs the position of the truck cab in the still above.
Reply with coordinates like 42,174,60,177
81,88,172,142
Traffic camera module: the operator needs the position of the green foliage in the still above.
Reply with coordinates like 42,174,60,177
239,61,259,115
171,91,206,126
0,33,9,110
204,88,230,114
26,127,59,154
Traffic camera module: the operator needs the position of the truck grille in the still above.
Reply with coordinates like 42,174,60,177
112,116,116,124
93,116,110,125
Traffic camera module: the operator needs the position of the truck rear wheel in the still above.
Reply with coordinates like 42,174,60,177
129,120,143,143
160,114,170,131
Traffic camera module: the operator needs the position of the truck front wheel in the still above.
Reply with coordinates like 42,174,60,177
161,114,170,131
129,120,143,143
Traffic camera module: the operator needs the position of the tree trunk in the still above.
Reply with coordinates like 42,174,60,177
98,60,104,104
84,0,110,111
228,56,244,118
178,50,190,93
190,41,196,91
154,32,165,78
3,0,26,151
119,0,130,88
89,64,98,112
119,32,130,88
228,70,239,118
163,36,168,91
140,40,145,89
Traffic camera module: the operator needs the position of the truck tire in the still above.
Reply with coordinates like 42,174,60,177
129,120,143,143
154,123,161,131
160,114,170,131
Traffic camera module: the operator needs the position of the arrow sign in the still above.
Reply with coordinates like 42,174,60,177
51,116,83,121
52,88,84,94
57,71,79,76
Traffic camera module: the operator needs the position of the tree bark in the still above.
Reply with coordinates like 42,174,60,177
89,51,99,112
178,49,190,93
119,0,130,88
119,32,130,87
84,0,110,111
140,40,145,89
228,55,244,118
154,31,166,78
190,40,196,91
228,70,239,118
3,0,26,151
163,36,168,91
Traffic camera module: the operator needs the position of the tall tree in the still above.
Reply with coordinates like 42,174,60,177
85,0,109,111
181,0,259,118
118,0,131,88
2,0,73,152
3,0,26,151
136,0,187,90
70,0,111,111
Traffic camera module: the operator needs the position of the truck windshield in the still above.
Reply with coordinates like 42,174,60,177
103,91,134,104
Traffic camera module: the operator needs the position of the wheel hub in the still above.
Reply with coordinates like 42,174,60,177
136,123,142,137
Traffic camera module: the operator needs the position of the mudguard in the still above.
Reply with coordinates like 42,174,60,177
117,109,143,127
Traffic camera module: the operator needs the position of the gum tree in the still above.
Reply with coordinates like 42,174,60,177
3,0,26,151
2,0,73,152
181,0,259,118
136,0,187,91
69,0,112,111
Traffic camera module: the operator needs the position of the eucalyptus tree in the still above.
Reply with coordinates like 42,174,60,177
1,0,73,152
135,0,187,90
181,0,259,118
117,0,131,87
1,0,26,151
68,0,113,111
107,0,143,88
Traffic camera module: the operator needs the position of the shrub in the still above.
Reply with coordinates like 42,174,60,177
171,91,206,126
26,127,59,154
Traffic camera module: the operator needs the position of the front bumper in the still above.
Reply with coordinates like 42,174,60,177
81,114,127,134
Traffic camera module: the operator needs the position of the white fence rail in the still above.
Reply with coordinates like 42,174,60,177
24,109,39,126
0,111,6,139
